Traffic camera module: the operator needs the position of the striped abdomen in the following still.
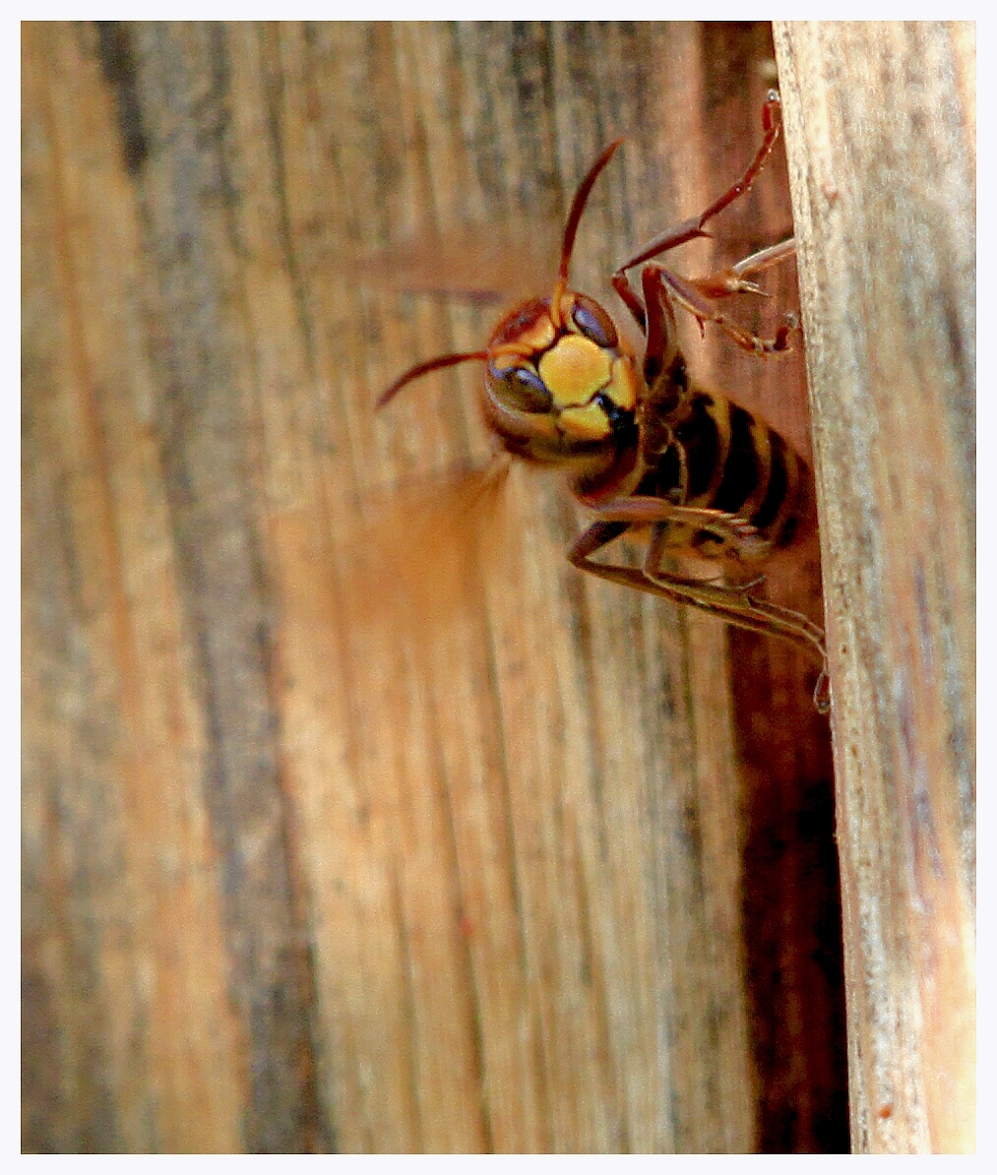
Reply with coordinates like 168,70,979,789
638,388,810,557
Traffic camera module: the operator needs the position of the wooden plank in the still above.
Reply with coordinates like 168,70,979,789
21,22,247,1152
23,21,847,1152
774,21,975,1153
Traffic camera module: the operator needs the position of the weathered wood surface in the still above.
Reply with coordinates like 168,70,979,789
22,22,846,1152
774,22,975,1154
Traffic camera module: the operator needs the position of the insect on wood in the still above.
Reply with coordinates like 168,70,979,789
379,92,829,710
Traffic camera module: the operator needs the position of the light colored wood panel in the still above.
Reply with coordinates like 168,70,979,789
774,21,975,1153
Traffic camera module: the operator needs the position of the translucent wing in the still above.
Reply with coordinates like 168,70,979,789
340,459,516,646
351,219,561,308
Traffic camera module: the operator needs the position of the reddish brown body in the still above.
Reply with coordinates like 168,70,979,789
379,94,827,708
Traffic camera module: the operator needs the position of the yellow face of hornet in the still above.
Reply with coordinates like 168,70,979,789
481,290,641,469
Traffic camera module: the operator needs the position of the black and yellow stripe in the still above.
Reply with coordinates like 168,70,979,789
635,388,805,559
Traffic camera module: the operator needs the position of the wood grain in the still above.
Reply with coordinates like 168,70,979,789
774,21,975,1153
23,22,846,1152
